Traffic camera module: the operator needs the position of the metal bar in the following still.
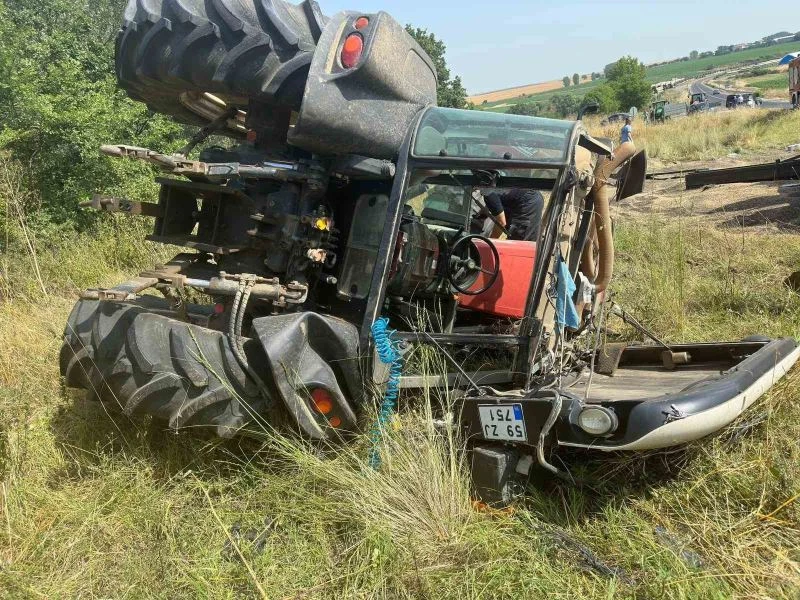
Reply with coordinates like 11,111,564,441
410,157,570,171
685,159,800,189
399,370,514,389
394,332,524,346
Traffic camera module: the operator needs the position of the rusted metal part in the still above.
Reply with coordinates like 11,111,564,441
177,107,239,158
685,157,800,189
100,145,178,169
82,195,161,217
81,276,160,301
137,263,309,304
101,143,310,182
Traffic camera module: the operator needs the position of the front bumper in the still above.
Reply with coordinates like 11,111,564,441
460,338,799,452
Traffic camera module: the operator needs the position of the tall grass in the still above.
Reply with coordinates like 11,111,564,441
1,139,800,598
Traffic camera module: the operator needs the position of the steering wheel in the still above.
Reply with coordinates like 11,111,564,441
446,234,500,296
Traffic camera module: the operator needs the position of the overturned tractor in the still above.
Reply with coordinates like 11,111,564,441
62,0,799,503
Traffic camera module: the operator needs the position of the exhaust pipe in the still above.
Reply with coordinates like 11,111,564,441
590,141,636,292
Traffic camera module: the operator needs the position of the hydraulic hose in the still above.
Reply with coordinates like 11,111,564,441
369,318,404,470
590,141,636,292
580,226,598,282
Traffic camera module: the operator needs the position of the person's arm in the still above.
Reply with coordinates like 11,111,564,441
484,193,507,238
490,211,507,238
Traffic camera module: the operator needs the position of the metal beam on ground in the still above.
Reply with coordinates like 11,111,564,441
685,158,800,189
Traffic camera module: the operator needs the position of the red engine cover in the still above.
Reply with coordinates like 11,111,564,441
458,240,537,319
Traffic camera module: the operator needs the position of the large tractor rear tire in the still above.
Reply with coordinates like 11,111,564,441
116,0,328,125
60,298,281,438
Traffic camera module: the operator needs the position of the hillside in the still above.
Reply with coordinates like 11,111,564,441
478,39,800,111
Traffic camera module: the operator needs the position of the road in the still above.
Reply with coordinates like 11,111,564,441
689,79,791,110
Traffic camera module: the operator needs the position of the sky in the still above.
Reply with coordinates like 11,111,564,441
324,0,795,94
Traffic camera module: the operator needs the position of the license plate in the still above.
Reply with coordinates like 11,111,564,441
478,404,527,442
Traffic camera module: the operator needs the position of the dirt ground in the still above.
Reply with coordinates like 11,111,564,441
618,152,800,234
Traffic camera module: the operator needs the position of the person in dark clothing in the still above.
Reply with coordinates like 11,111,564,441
482,188,545,241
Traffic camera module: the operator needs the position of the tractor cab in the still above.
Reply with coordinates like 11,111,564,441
650,100,668,122
689,92,707,104
688,92,710,114
360,107,588,391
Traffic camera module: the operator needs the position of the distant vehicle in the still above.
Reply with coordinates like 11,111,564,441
687,92,710,114
649,100,668,122
790,56,800,107
713,90,721,95
726,93,756,109
689,92,707,105
602,112,630,125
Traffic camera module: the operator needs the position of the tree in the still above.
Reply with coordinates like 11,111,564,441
689,50,699,60
0,0,184,227
550,94,580,118
405,26,467,108
562,76,571,88
605,56,652,110
572,73,580,86
583,84,619,113
508,102,540,116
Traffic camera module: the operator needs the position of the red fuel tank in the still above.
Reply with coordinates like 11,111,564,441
458,240,537,319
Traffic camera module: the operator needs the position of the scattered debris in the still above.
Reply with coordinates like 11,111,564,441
223,518,276,562
550,528,635,584
654,526,705,569
725,411,770,446
685,157,800,189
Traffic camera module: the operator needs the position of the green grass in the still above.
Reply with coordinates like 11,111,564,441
2,141,800,598
645,41,800,82
481,79,603,111
746,73,789,92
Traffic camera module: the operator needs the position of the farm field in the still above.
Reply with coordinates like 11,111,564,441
478,40,800,112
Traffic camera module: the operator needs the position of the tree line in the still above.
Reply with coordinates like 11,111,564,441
509,56,651,118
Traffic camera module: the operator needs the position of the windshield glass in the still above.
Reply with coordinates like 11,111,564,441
413,107,573,164
405,173,472,229
403,169,552,240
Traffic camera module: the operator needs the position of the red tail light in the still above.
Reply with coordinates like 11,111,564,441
311,388,334,415
354,17,369,30
341,34,363,69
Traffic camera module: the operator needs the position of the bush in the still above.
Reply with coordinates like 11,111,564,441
0,0,186,231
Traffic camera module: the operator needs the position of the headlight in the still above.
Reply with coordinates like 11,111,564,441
577,406,618,436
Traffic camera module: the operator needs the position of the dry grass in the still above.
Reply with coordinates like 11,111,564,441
588,108,800,163
1,131,800,598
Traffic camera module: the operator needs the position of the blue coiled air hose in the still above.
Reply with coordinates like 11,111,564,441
369,318,404,469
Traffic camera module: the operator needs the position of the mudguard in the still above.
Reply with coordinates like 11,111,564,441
289,10,437,159
251,312,363,439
